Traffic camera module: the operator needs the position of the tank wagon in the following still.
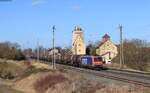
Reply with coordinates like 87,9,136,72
59,55,104,68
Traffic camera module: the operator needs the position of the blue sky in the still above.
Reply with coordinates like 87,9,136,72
0,0,150,49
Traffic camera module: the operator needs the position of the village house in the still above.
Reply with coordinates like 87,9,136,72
96,34,118,64
48,47,61,60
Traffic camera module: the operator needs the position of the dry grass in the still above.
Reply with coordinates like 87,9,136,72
95,84,150,93
4,59,52,70
70,79,150,93
146,63,150,72
0,85,23,93
34,73,71,93
0,59,52,80
0,58,6,62
13,71,74,93
14,72,50,93
72,80,105,93
104,63,128,69
4,59,148,93
25,59,53,69
104,63,150,73
0,62,25,80
13,70,150,93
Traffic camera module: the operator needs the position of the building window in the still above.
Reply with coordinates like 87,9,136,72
78,44,81,46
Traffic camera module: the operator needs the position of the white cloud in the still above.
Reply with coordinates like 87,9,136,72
31,1,46,6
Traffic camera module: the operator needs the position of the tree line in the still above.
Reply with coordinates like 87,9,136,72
0,42,25,60
1,39,150,72
113,39,150,71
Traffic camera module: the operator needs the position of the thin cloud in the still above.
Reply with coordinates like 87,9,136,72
71,6,81,10
31,1,46,6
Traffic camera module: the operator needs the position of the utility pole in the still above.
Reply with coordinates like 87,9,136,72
37,38,40,62
119,25,124,69
43,49,46,63
52,25,56,69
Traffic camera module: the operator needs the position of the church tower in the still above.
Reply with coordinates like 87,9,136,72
72,27,86,55
102,34,110,42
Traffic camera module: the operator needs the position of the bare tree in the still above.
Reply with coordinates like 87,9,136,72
113,39,150,71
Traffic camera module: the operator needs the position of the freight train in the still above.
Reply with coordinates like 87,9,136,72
59,55,104,68
34,53,105,69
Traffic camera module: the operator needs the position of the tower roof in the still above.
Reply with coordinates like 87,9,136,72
102,34,110,42
74,27,82,31
102,34,110,38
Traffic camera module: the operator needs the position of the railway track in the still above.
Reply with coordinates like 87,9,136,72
103,70,150,81
41,61,150,88
108,68,150,75
58,64,150,88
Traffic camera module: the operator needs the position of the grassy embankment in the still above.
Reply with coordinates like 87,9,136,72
0,60,52,93
0,60,150,93
0,61,24,93
0,61,24,80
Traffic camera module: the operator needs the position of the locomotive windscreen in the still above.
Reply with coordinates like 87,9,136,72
94,57,102,62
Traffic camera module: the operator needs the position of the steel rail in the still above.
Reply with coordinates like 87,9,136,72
60,65,150,88
103,70,150,81
39,60,150,88
108,68,150,75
